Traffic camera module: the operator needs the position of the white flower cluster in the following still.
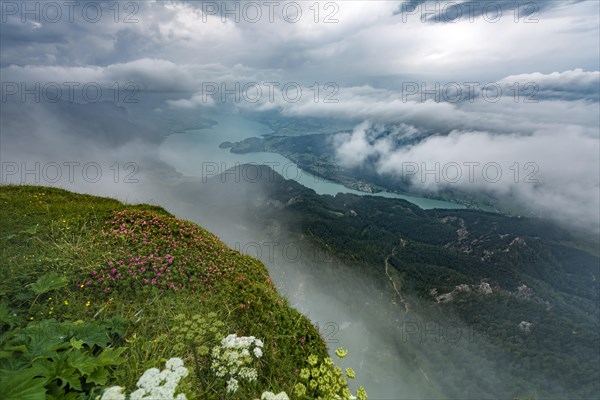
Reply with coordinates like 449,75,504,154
211,333,264,393
101,358,188,400
100,386,126,400
260,391,290,400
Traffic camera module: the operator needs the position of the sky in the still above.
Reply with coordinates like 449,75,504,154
1,0,599,231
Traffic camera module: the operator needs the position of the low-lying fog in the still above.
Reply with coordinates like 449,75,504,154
0,99,582,398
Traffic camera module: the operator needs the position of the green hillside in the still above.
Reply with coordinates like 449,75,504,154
0,185,365,400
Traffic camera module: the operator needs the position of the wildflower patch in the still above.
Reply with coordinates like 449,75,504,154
80,210,273,299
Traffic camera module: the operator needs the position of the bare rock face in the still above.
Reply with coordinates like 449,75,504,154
478,282,493,295
518,321,534,334
456,284,472,293
434,281,492,303
435,292,454,303
286,196,302,206
513,284,551,310
515,284,535,299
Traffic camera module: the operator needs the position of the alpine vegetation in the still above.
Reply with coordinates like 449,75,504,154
0,186,368,400
101,358,189,400
211,334,264,393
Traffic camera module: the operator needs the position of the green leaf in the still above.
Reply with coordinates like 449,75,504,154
85,367,109,386
29,273,68,296
67,350,99,376
69,338,84,350
3,344,27,353
33,356,81,391
17,320,69,359
0,302,11,325
0,355,31,372
14,291,35,302
61,370,82,391
72,323,110,348
0,368,47,400
52,392,80,400
101,316,128,338
95,347,127,367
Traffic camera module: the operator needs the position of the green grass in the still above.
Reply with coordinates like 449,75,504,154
0,185,330,399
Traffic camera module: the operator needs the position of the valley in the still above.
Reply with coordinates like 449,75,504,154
163,164,600,398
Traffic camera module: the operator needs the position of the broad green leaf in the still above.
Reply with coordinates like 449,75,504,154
67,350,99,376
73,323,110,348
33,356,81,390
53,392,81,400
13,291,35,302
29,273,68,296
85,367,109,386
69,338,84,350
18,320,69,358
61,370,82,391
95,347,127,367
0,368,47,400
0,356,31,372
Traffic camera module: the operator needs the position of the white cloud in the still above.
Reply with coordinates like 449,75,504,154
498,69,600,100
2,1,598,82
166,92,215,108
1,59,276,94
333,121,600,232
1,0,598,232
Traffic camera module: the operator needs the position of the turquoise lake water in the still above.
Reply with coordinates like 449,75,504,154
159,114,464,210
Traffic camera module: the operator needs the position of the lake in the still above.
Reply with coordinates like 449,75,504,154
159,114,464,210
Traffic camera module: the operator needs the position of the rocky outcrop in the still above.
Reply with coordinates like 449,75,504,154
433,280,492,303
515,284,535,300
478,282,493,295
518,321,534,334
513,284,551,310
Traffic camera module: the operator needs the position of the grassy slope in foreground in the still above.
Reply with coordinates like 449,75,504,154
0,185,338,399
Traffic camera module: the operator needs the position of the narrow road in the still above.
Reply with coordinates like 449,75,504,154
384,245,410,313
